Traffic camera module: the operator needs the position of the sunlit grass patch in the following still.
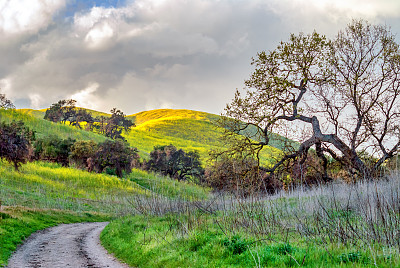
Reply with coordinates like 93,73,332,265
128,168,210,200
1,109,107,142
0,160,147,213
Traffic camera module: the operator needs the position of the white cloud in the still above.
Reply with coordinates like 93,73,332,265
70,83,102,110
1,0,400,115
0,0,66,36
84,22,115,49
0,78,12,97
28,93,43,109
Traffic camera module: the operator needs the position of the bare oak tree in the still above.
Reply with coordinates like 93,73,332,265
0,93,15,109
221,20,400,180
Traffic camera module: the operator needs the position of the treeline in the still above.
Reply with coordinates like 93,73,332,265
0,95,204,182
44,99,134,140
0,119,204,180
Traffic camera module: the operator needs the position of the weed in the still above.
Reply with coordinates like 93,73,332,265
223,235,249,255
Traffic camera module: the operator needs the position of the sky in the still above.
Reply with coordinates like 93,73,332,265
1,0,400,115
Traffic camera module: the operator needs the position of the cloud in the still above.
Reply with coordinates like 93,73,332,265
70,83,102,110
1,0,399,115
28,93,44,109
0,0,66,36
84,22,115,49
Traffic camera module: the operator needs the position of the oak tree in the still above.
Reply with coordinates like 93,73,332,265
103,108,134,140
0,93,15,109
221,20,400,180
145,145,204,181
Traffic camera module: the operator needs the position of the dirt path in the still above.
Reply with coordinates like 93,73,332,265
7,222,130,268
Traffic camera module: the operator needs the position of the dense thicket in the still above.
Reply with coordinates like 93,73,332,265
204,157,282,195
34,136,75,167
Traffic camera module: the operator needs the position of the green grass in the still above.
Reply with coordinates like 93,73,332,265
128,169,210,200
13,107,283,164
124,109,282,163
0,159,210,266
101,215,398,268
0,160,146,214
0,160,209,213
1,109,107,142
0,206,110,267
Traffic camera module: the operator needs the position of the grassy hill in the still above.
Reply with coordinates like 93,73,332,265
12,107,282,164
1,109,107,142
125,109,282,164
125,109,225,159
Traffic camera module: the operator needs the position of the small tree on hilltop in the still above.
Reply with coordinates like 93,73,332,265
44,99,77,123
0,121,34,170
103,108,135,140
220,20,400,180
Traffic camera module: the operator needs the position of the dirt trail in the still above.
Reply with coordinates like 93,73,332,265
7,222,130,268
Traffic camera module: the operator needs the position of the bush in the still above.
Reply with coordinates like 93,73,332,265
204,157,282,195
34,136,75,166
144,145,204,182
69,140,97,169
89,140,138,177
222,235,249,255
0,120,34,170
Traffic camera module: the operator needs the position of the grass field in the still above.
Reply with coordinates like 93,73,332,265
2,107,400,267
0,159,209,267
101,175,400,267
1,109,107,142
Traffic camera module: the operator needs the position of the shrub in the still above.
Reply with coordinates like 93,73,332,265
69,140,97,169
89,140,138,177
222,235,249,255
0,120,34,170
34,136,75,166
144,145,204,182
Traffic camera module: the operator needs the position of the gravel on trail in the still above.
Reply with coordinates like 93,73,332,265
7,222,130,268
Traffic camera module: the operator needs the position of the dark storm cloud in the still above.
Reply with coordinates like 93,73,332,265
1,0,400,114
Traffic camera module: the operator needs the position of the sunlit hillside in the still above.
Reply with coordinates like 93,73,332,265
124,109,224,159
18,108,111,119
12,107,283,164
1,109,107,142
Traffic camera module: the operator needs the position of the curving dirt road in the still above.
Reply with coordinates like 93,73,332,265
7,222,130,268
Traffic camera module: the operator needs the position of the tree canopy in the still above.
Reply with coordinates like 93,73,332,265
145,145,204,182
221,20,400,180
102,108,135,140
